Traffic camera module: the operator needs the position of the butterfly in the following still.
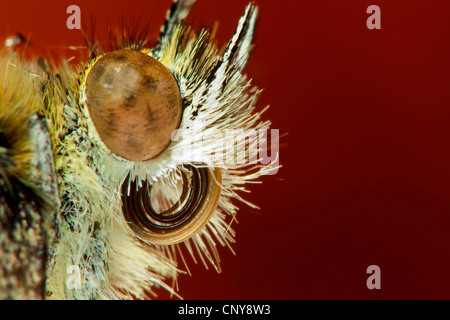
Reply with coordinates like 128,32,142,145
0,0,277,299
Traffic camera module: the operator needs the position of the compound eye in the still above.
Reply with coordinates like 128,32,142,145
85,49,182,161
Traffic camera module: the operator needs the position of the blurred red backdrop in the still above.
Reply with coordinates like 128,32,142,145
2,0,450,299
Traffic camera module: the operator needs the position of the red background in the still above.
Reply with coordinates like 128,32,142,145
2,0,450,299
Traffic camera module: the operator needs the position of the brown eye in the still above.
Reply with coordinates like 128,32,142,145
85,49,182,161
